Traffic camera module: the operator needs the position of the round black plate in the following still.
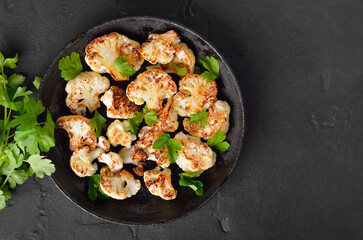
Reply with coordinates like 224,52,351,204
39,16,245,224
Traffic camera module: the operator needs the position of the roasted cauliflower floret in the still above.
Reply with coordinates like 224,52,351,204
174,132,216,173
100,86,140,119
119,147,146,176
97,136,110,152
70,146,103,177
173,74,217,117
183,100,231,139
56,115,97,151
151,98,178,132
100,167,141,200
126,69,177,111
97,152,123,172
144,167,177,200
146,42,195,74
106,120,136,148
134,126,170,168
85,32,144,81
65,71,110,116
140,30,180,64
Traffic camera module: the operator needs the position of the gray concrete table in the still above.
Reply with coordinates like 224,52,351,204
0,0,362,239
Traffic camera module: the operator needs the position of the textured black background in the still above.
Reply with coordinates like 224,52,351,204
1,0,363,239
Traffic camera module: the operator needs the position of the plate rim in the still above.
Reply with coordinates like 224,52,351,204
39,15,246,225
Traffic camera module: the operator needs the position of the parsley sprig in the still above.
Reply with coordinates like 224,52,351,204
152,133,182,163
0,52,56,211
128,105,159,134
58,52,83,81
113,57,136,78
190,109,208,127
90,110,107,137
207,130,230,151
195,56,220,82
179,172,203,196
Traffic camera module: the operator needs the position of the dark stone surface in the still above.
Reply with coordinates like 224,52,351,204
0,0,363,239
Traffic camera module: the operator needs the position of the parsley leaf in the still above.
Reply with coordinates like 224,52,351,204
7,73,26,88
33,76,42,89
179,173,203,196
207,130,230,151
3,53,18,69
113,57,136,78
0,190,6,210
90,110,107,137
190,109,208,127
175,66,187,76
58,52,83,81
153,133,182,163
128,111,143,135
88,174,109,201
143,105,159,126
199,56,220,83
25,154,55,178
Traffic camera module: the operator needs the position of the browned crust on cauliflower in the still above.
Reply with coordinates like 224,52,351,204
70,146,98,177
140,30,180,64
101,86,140,119
144,167,177,200
151,98,178,132
56,115,97,151
126,69,177,110
183,100,231,139
173,74,218,116
100,167,141,200
85,32,144,81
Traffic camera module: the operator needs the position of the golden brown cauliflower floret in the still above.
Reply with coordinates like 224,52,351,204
151,98,178,132
134,126,170,168
140,30,180,64
65,71,110,116
144,167,177,200
119,147,146,176
97,152,123,172
100,167,141,200
70,146,101,177
97,136,111,152
56,115,97,151
85,32,144,81
173,74,218,117
174,132,216,173
183,100,231,139
100,86,140,119
126,69,177,111
106,120,136,148
147,42,195,74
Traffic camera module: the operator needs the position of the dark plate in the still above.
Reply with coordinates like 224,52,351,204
39,16,245,224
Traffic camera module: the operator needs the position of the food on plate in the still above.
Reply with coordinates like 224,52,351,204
144,167,177,200
97,152,123,172
56,115,97,151
97,136,111,152
151,98,179,132
126,69,177,111
173,74,218,116
101,86,140,119
183,100,230,139
174,132,216,173
147,42,195,75
85,32,144,81
56,29,230,202
140,30,180,64
70,146,103,177
106,120,136,148
134,126,170,168
100,167,141,200
65,71,110,116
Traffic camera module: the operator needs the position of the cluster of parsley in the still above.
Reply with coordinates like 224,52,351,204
58,49,230,198
0,52,56,211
